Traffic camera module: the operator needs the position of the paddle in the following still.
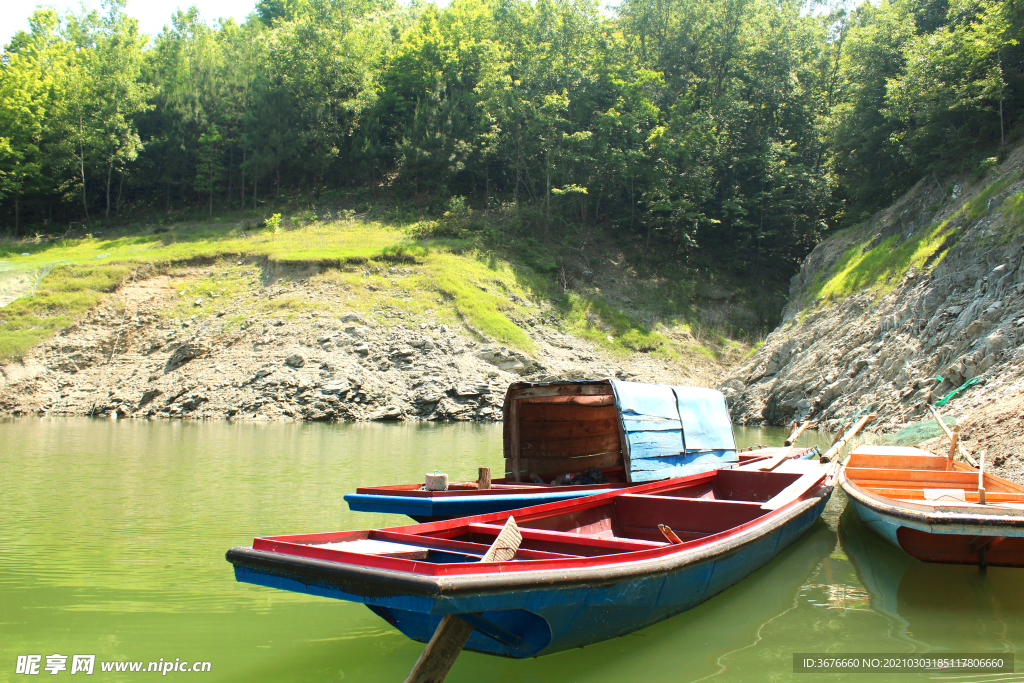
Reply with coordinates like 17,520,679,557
759,420,812,471
819,413,876,464
404,517,523,683
927,404,979,467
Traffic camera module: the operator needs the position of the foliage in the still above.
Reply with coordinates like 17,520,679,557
0,0,1021,300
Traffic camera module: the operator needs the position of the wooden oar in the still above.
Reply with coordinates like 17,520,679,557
785,420,811,446
928,404,979,467
820,413,876,464
404,517,523,683
760,420,812,471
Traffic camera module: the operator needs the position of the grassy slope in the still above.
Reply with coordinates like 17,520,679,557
807,172,1024,305
0,216,718,363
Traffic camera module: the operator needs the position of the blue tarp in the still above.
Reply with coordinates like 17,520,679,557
609,379,737,482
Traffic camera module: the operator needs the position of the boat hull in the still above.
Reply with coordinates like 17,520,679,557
843,482,1024,568
230,493,830,657
344,488,614,522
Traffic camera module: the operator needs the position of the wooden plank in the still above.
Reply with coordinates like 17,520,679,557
404,614,474,683
760,472,824,511
615,494,765,532
845,453,948,470
468,523,665,551
509,384,613,399
480,517,522,562
518,403,617,423
861,487,1024,504
519,417,619,440
623,430,684,459
521,433,623,458
511,452,622,478
510,398,520,483
846,467,979,486
849,445,936,458
518,395,615,406
621,413,682,431
477,467,490,490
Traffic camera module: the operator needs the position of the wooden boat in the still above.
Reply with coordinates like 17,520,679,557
841,444,1024,567
345,379,794,520
228,457,836,661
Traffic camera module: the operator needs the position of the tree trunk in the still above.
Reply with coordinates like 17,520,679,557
116,170,124,215
79,114,89,220
14,191,19,235
240,147,246,211
106,159,113,221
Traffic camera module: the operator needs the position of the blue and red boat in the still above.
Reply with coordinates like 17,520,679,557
344,379,807,520
227,456,836,661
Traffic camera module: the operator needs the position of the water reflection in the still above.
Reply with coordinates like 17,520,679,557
2,418,1022,683
841,509,1024,653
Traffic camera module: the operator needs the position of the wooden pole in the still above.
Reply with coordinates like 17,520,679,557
820,414,875,463
978,450,987,506
760,420,813,471
510,399,521,482
785,420,811,447
477,467,491,490
404,517,523,683
947,426,959,471
928,404,978,467
403,616,474,683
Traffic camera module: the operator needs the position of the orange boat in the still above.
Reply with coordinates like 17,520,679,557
840,445,1024,567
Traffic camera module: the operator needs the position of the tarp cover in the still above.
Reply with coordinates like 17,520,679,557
609,379,737,482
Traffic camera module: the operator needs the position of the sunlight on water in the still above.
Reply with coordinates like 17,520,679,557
1,418,1021,682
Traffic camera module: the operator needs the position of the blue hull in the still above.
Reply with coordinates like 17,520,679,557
234,494,830,658
344,489,605,520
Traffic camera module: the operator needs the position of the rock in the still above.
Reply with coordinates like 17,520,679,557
353,343,370,356
475,346,529,375
454,384,486,396
285,354,306,368
439,324,449,333
985,329,1010,355
370,405,403,421
165,342,207,373
340,312,368,325
322,380,352,395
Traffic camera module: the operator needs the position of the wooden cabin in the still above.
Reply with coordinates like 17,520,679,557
501,379,737,484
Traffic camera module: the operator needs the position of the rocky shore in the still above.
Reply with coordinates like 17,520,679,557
0,264,721,422
722,143,1024,478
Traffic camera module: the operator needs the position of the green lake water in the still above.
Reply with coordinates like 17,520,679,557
2,418,1022,682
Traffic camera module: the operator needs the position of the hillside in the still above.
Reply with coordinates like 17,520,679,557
0,215,744,421
723,143,1024,479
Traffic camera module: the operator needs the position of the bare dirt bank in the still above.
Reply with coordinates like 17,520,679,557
0,261,724,422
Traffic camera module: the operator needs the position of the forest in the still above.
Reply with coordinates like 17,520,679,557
0,0,1021,283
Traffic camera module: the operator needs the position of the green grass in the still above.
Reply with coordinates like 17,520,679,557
809,221,954,302
557,291,677,359
808,173,1023,304
0,264,131,359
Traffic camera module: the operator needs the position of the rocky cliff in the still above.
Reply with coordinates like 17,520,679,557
723,143,1024,440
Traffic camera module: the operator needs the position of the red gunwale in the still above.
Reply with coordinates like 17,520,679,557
252,467,829,577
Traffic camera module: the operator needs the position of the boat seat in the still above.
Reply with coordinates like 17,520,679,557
613,494,767,542
467,522,667,553
845,453,948,470
863,487,1024,505
371,530,582,560
846,467,979,488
